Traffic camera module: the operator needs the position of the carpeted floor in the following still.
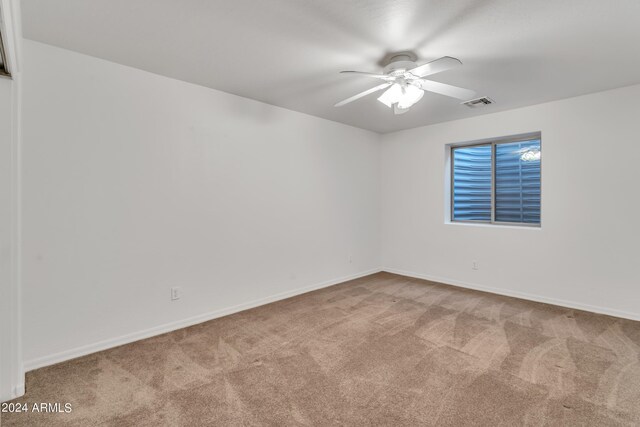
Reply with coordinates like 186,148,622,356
4,272,640,426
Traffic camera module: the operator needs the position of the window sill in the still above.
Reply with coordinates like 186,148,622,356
445,221,541,230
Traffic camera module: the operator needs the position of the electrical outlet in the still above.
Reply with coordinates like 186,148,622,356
171,287,181,301
472,260,479,270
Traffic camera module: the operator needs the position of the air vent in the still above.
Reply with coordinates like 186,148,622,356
462,97,494,108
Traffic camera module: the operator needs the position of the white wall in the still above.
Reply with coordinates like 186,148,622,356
380,84,640,320
21,40,381,368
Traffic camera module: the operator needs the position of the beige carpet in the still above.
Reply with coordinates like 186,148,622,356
4,272,640,426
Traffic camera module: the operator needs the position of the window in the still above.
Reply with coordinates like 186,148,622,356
451,133,541,226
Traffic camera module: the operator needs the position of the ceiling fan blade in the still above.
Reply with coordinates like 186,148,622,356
339,71,394,81
414,79,476,100
409,56,462,78
334,82,392,107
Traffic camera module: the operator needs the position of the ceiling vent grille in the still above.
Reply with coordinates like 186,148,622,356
462,97,493,108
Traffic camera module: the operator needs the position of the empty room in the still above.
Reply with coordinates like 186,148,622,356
1,0,640,425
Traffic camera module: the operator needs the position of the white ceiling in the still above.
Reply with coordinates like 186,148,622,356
22,0,640,133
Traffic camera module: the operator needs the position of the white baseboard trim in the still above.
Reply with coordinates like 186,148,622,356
13,383,24,398
24,268,382,372
382,268,640,322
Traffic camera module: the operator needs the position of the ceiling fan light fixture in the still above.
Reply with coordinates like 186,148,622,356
377,83,424,111
397,85,424,109
393,104,411,115
377,83,403,108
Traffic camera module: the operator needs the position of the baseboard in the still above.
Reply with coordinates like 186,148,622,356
382,267,640,322
26,266,636,372
24,268,382,372
1,383,24,402
13,383,24,398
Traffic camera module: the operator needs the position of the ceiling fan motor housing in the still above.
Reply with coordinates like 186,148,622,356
383,52,418,75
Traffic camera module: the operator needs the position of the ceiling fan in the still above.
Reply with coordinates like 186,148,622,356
335,52,476,114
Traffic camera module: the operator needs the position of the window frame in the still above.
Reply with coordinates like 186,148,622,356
450,132,541,227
